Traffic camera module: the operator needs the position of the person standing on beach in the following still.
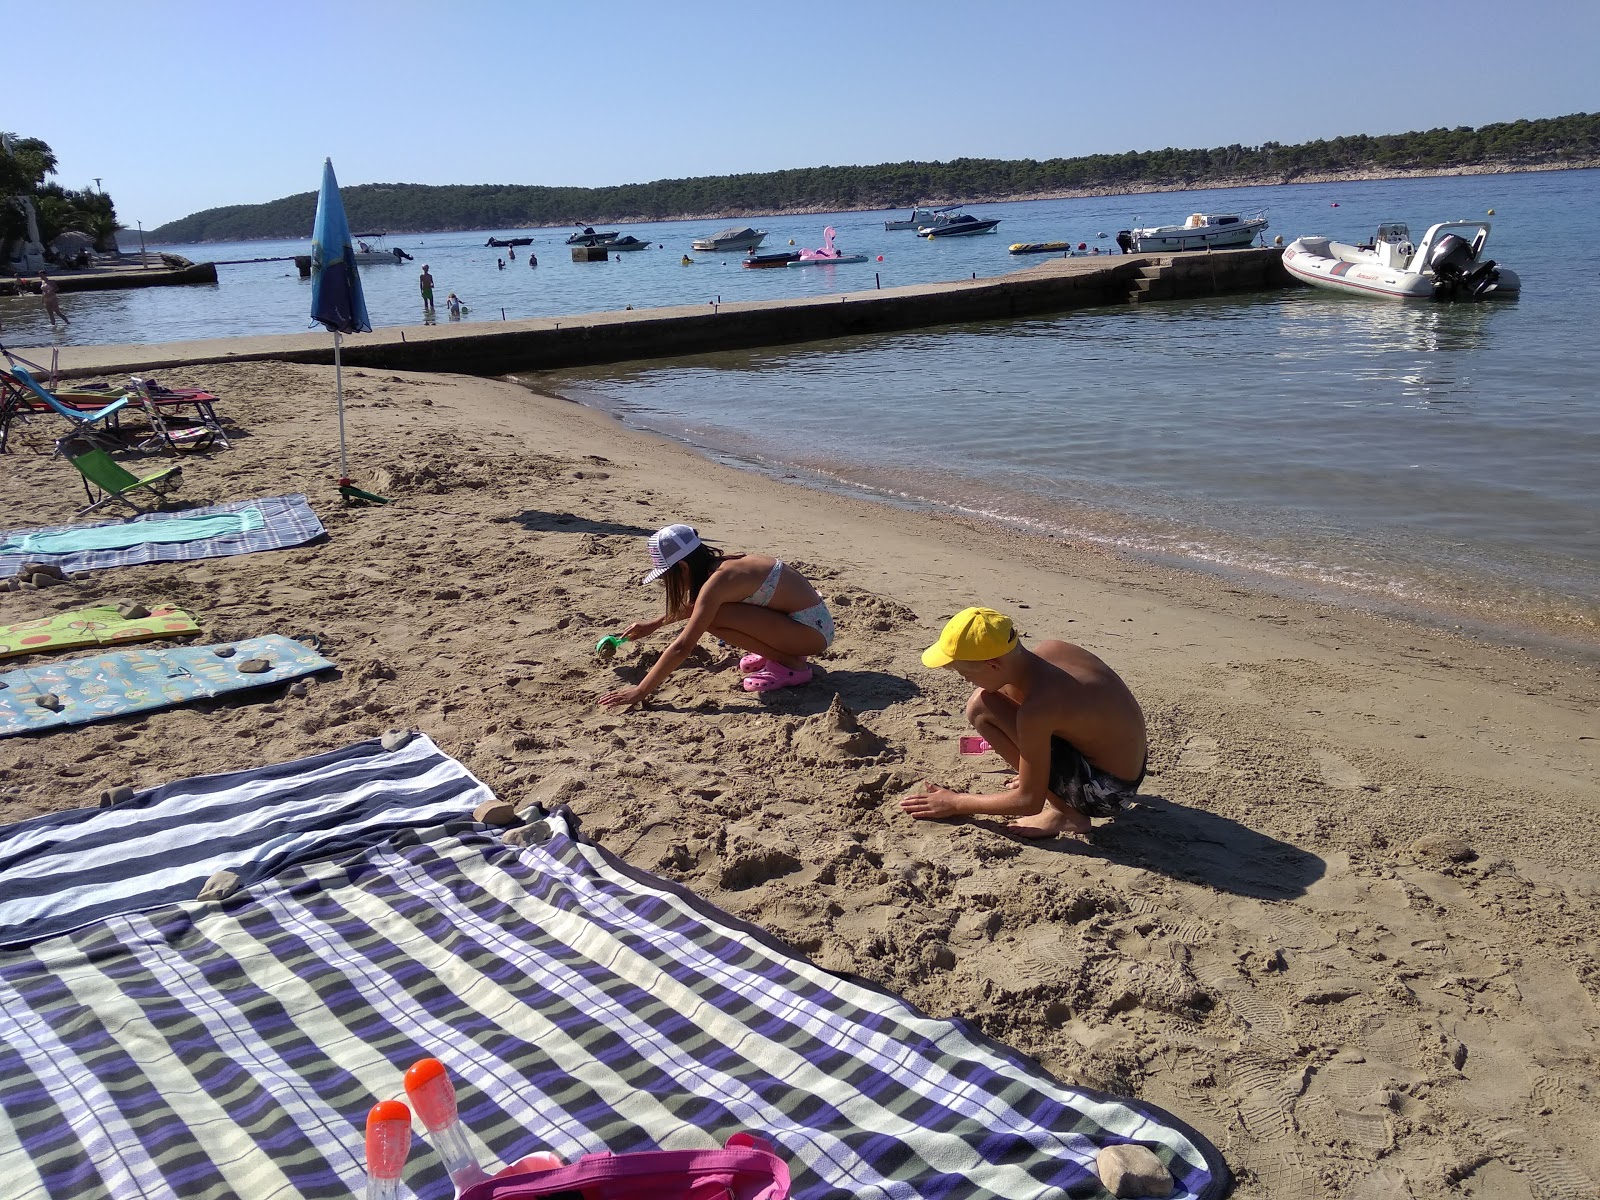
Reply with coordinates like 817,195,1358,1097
419,265,435,311
39,273,70,327
598,524,834,708
901,607,1146,841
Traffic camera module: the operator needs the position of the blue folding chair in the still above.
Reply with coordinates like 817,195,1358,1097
10,366,129,450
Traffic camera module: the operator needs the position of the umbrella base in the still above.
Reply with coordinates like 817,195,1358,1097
338,485,391,506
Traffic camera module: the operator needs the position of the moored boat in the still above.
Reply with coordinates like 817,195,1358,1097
886,204,962,231
351,233,412,264
566,227,618,246
1282,220,1520,301
919,213,1000,238
743,251,801,268
1124,212,1267,252
485,236,534,247
691,225,767,252
605,236,652,251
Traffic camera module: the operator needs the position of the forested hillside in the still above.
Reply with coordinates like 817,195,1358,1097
151,113,1599,242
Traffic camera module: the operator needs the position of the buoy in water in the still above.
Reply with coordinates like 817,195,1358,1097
1487,208,1495,215
1330,201,1340,207
876,255,883,261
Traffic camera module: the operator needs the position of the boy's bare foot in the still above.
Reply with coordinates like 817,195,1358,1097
1007,804,1092,841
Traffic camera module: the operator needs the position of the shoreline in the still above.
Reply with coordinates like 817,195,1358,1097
150,160,1600,244
3,359,1598,1196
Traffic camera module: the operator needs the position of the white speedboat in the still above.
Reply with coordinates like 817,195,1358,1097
1124,212,1267,252
351,233,412,264
691,226,767,252
885,204,962,231
1282,220,1520,301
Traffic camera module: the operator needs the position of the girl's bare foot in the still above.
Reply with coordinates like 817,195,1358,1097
1007,804,1092,841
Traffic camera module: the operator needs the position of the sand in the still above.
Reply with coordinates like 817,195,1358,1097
2,361,1598,1199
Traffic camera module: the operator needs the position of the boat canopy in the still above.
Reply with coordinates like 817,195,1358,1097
709,226,760,240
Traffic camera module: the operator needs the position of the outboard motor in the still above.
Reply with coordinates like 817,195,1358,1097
1115,230,1135,254
1428,233,1501,300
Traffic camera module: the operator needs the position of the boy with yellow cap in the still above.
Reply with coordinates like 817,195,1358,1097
901,607,1147,840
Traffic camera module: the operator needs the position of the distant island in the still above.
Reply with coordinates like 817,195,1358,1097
151,113,1599,243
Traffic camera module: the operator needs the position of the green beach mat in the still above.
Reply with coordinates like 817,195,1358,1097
0,604,200,661
0,507,263,556
0,635,333,737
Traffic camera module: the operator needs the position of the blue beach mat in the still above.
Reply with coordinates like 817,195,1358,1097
0,802,1229,1200
0,494,323,578
0,634,333,737
0,734,492,948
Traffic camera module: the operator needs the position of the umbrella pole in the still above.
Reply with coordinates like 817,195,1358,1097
334,329,348,482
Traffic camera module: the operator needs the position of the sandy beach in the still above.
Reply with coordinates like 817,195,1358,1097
2,361,1597,1198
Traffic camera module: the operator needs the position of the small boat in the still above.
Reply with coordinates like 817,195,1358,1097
351,233,412,264
885,204,962,231
1124,212,1267,252
743,250,801,268
605,236,652,251
485,236,534,247
1282,220,1520,301
785,226,867,266
566,226,619,246
691,225,767,252
1008,241,1074,255
919,214,1001,238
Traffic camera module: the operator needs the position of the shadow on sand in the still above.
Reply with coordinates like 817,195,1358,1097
603,662,921,717
507,510,655,538
980,791,1326,900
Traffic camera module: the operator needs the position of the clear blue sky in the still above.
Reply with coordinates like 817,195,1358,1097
10,0,1597,229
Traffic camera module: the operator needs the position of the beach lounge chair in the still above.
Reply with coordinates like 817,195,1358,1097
61,443,182,515
133,391,218,455
9,366,129,450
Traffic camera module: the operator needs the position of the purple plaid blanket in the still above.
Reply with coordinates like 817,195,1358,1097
0,494,323,578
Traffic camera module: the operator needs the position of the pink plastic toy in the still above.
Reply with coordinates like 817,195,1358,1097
365,1099,413,1200
405,1058,491,1195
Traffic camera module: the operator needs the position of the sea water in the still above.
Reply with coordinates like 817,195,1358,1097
7,170,1595,648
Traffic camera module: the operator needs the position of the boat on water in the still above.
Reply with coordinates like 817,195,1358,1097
1008,241,1074,255
1282,220,1520,301
485,236,534,247
566,227,619,246
743,250,801,268
605,236,653,251
691,225,767,252
1122,212,1267,252
351,233,412,264
785,226,868,266
885,204,962,231
919,213,1001,238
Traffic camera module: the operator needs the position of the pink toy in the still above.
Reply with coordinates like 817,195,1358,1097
365,1100,413,1200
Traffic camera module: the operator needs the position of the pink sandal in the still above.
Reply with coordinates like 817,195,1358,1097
741,663,814,693
738,653,771,675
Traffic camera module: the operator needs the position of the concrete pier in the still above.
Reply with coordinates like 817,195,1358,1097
4,260,218,294
28,248,1291,380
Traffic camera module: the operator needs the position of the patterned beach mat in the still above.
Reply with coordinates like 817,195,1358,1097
0,633,333,737
0,493,324,578
0,603,199,660
0,813,1229,1200
0,733,493,948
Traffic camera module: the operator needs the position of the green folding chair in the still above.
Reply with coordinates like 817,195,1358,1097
62,445,183,516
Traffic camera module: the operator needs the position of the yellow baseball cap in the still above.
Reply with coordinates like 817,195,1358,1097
921,607,1018,668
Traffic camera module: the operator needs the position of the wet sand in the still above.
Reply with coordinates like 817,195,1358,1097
2,361,1597,1199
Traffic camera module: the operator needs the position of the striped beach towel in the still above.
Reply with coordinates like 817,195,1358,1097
0,493,324,578
0,733,492,947
0,813,1229,1200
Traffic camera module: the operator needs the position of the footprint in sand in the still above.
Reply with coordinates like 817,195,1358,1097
1311,749,1369,790
1177,733,1220,772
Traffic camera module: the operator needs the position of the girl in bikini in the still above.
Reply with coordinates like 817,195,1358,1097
598,524,834,709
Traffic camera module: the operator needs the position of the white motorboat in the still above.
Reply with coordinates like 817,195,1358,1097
885,204,962,231
691,225,767,252
918,213,1001,238
351,233,412,264
1123,212,1267,252
1282,220,1520,301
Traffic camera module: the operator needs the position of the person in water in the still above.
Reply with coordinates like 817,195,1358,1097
599,524,833,708
418,265,435,311
446,292,463,319
901,607,1146,841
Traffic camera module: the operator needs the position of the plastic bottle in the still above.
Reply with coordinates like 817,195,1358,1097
404,1058,490,1195
364,1099,413,1200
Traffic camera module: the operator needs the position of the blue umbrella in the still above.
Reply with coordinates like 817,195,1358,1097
309,158,370,483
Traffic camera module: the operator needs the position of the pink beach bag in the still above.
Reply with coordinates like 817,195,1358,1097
458,1133,791,1200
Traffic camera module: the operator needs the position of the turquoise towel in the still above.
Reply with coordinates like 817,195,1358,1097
1,507,264,556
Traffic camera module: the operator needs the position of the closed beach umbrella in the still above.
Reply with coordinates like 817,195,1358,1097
309,157,371,485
